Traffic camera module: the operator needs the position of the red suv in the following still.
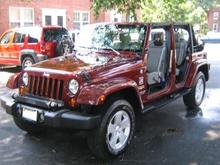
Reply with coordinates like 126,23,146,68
0,26,72,68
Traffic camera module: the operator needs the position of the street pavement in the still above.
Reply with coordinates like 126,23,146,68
0,44,220,165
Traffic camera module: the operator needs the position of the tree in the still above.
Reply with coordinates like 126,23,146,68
195,0,220,12
141,0,219,33
92,0,142,21
92,0,219,33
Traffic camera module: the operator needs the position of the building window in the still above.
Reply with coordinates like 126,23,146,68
73,11,89,30
57,16,63,26
9,7,34,28
114,18,119,22
213,12,219,20
213,23,218,32
45,15,52,25
110,10,122,23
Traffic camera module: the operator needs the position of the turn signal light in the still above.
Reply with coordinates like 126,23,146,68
69,98,77,107
19,86,28,95
19,86,25,95
98,95,105,104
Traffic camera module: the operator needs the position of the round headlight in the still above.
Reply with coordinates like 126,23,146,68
22,72,29,86
68,79,79,95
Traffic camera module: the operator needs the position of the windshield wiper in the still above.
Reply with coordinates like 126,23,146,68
104,46,120,56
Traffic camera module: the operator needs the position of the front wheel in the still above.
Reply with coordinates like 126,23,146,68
183,72,206,110
87,99,135,160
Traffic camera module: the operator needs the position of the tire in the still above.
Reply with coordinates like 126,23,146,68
183,72,206,110
22,56,34,69
56,40,64,57
87,99,135,160
13,117,44,135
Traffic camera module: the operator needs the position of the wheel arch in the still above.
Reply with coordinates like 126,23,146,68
185,62,210,88
6,72,21,89
20,50,38,65
198,64,210,81
77,80,143,113
103,87,143,113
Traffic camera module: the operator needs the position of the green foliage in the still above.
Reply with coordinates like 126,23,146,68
92,0,219,33
92,0,142,21
141,0,219,33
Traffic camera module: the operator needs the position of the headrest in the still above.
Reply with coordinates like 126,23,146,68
152,32,164,46
175,32,181,42
119,32,131,43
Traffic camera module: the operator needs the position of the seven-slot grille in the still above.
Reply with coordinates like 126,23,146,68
27,75,64,100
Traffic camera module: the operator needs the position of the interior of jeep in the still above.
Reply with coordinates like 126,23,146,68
147,26,171,94
174,25,191,83
147,24,192,94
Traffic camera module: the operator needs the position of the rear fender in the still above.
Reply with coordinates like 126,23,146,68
185,61,210,88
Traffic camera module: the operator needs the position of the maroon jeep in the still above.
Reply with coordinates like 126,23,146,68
0,23,210,159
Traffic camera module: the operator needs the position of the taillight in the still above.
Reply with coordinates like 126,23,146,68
40,43,46,54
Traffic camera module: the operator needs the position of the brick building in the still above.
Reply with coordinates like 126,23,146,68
0,0,142,35
208,7,220,32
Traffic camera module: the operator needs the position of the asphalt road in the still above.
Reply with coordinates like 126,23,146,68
0,44,220,165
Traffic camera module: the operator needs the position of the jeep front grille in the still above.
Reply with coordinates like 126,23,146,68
28,76,64,100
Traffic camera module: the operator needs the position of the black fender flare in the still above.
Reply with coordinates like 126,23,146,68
20,49,38,65
20,49,48,65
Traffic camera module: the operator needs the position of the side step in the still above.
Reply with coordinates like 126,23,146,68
141,88,191,114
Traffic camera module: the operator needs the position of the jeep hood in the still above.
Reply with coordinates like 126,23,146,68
28,52,132,74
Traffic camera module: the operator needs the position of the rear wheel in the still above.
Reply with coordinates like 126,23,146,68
13,117,44,135
87,99,135,160
22,56,34,69
183,72,206,110
56,40,64,56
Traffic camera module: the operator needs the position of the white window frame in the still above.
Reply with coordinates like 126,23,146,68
213,12,219,20
9,7,35,27
213,23,218,32
73,10,90,29
110,10,122,23
42,8,66,27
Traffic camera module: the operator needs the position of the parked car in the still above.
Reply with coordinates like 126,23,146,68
0,26,73,68
68,29,80,44
0,23,210,159
201,31,220,43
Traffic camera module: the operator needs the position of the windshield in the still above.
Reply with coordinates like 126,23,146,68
75,24,146,52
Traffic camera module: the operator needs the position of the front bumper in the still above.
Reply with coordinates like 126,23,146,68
0,95,101,130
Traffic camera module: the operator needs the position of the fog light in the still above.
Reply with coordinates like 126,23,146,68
12,93,18,99
50,101,57,108
39,113,45,122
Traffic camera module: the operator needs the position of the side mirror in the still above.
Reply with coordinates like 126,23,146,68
193,42,204,52
198,38,204,46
